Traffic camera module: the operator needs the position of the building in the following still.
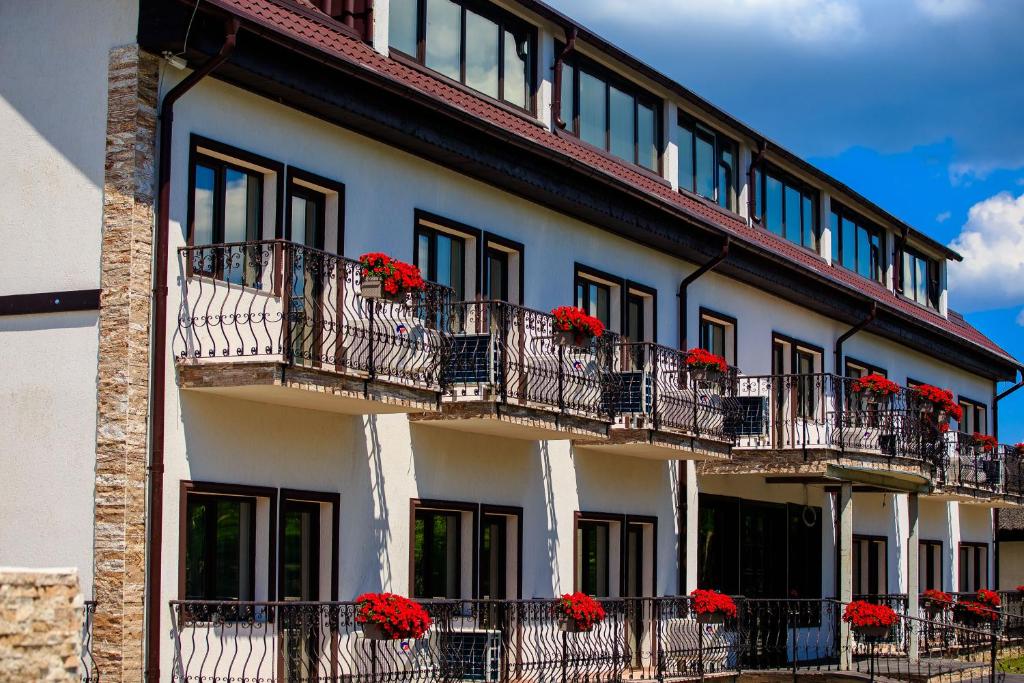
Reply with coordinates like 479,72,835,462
1,0,1022,681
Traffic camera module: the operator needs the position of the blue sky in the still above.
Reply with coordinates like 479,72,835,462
548,0,1024,441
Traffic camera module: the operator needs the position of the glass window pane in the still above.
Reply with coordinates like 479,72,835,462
830,211,839,263
185,499,208,599
677,123,694,192
417,233,430,278
224,168,258,244
902,251,913,297
503,30,528,108
915,257,927,304
718,146,734,210
561,63,575,128
193,164,216,245
802,194,815,249
435,233,452,288
870,233,882,282
465,11,499,98
425,0,461,81
579,70,607,149
766,176,783,235
695,133,715,200
857,225,871,279
575,281,585,309
785,185,802,244
449,236,464,300
637,103,656,170
842,217,857,270
609,86,635,163
290,196,308,245
596,285,610,328
389,0,418,55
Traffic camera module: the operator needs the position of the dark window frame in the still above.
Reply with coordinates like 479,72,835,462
285,167,345,255
920,539,943,592
699,307,737,366
852,533,889,597
388,0,538,114
479,503,524,600
957,395,989,435
830,201,886,284
409,499,478,599
277,489,340,602
754,163,820,252
482,231,525,304
573,511,657,599
413,211,483,301
178,481,278,603
844,357,887,379
772,333,825,420
559,48,663,173
958,542,989,592
676,111,739,213
898,245,941,310
574,263,657,340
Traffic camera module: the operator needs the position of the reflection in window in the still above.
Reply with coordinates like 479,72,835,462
755,166,817,250
830,205,884,283
185,494,256,601
562,57,659,171
900,248,939,309
390,0,533,110
575,277,611,329
677,115,737,211
576,521,610,597
413,509,461,599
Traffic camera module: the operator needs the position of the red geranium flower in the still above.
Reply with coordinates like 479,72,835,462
842,600,897,628
910,384,963,422
354,592,432,640
922,589,952,607
1015,443,1024,456
977,589,1001,609
684,348,729,374
973,433,999,453
851,374,900,398
690,589,737,618
554,593,606,631
359,253,426,297
551,306,605,339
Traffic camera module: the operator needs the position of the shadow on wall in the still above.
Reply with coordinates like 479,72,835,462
353,414,390,596
407,424,564,599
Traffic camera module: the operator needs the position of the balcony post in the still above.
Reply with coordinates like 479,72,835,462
907,492,920,663
281,243,293,363
839,481,854,669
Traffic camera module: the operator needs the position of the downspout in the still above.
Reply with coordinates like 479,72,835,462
145,18,240,683
833,303,877,454
675,237,729,595
552,26,577,129
678,238,730,350
747,140,767,223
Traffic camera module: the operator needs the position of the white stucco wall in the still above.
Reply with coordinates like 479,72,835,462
0,0,138,595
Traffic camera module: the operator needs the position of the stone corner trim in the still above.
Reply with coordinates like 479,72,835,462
0,568,83,682
92,44,160,683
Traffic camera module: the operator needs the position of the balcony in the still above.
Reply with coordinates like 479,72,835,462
174,241,451,414
409,300,614,440
704,373,937,489
575,343,735,460
934,436,1024,505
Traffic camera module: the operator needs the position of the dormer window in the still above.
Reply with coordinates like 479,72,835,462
830,202,885,284
389,0,534,111
753,164,818,251
676,113,737,212
899,247,940,309
559,52,660,172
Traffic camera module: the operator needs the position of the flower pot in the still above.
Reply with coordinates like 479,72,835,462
690,368,723,384
853,624,890,639
359,276,405,302
558,619,591,633
555,329,591,348
696,612,727,625
925,604,947,619
361,623,392,640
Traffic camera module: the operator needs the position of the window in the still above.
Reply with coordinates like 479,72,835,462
754,165,818,250
958,398,988,435
773,335,822,420
286,168,345,254
480,513,507,599
389,0,534,110
483,233,524,304
415,220,469,301
575,275,612,330
561,56,660,170
185,494,257,601
485,247,508,302
625,293,645,343
278,490,339,603
413,508,463,599
576,520,610,597
676,113,738,211
852,535,888,596
699,309,736,366
959,543,989,592
899,247,940,309
920,540,943,592
192,155,263,248
830,204,885,284
844,359,886,380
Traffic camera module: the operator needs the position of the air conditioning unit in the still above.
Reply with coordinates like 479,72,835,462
440,629,502,682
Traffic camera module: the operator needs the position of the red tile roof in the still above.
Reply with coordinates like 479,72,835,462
197,0,1018,368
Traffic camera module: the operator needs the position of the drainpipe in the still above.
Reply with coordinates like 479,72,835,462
833,304,877,453
678,238,730,350
675,237,729,595
747,140,767,223
552,26,577,129
145,18,240,683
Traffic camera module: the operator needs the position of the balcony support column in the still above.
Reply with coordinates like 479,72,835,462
908,492,920,663
839,481,854,670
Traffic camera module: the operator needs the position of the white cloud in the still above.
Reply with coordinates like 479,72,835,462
915,0,982,21
936,210,951,223
948,191,1024,313
579,0,863,45
1018,309,1024,326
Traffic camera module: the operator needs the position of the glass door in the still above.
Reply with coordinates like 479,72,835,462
281,500,322,682
289,188,326,365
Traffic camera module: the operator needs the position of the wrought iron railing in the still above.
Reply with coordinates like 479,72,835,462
443,300,619,420
169,596,1024,682
604,342,737,441
732,373,945,463
175,241,453,392
81,600,97,682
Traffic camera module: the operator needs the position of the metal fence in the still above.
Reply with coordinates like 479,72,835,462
82,600,97,682
175,240,453,391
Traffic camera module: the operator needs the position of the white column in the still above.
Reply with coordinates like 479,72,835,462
839,482,854,669
820,192,833,263
738,143,751,221
908,493,920,662
685,461,699,593
371,0,389,55
664,100,678,191
537,28,555,129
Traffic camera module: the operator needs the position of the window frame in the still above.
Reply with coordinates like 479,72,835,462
413,211,484,302
958,542,989,592
482,231,525,305
957,396,989,436
285,167,345,255
772,333,825,420
574,263,656,340
699,307,737,366
844,357,887,379
753,163,820,251
898,246,941,310
559,49,663,173
830,201,886,285
388,0,538,114
573,511,657,599
479,504,524,600
676,111,739,212
920,539,943,592
852,534,889,597
178,481,278,603
277,489,340,602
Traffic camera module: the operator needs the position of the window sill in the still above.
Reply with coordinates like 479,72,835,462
553,128,671,188
389,51,544,129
